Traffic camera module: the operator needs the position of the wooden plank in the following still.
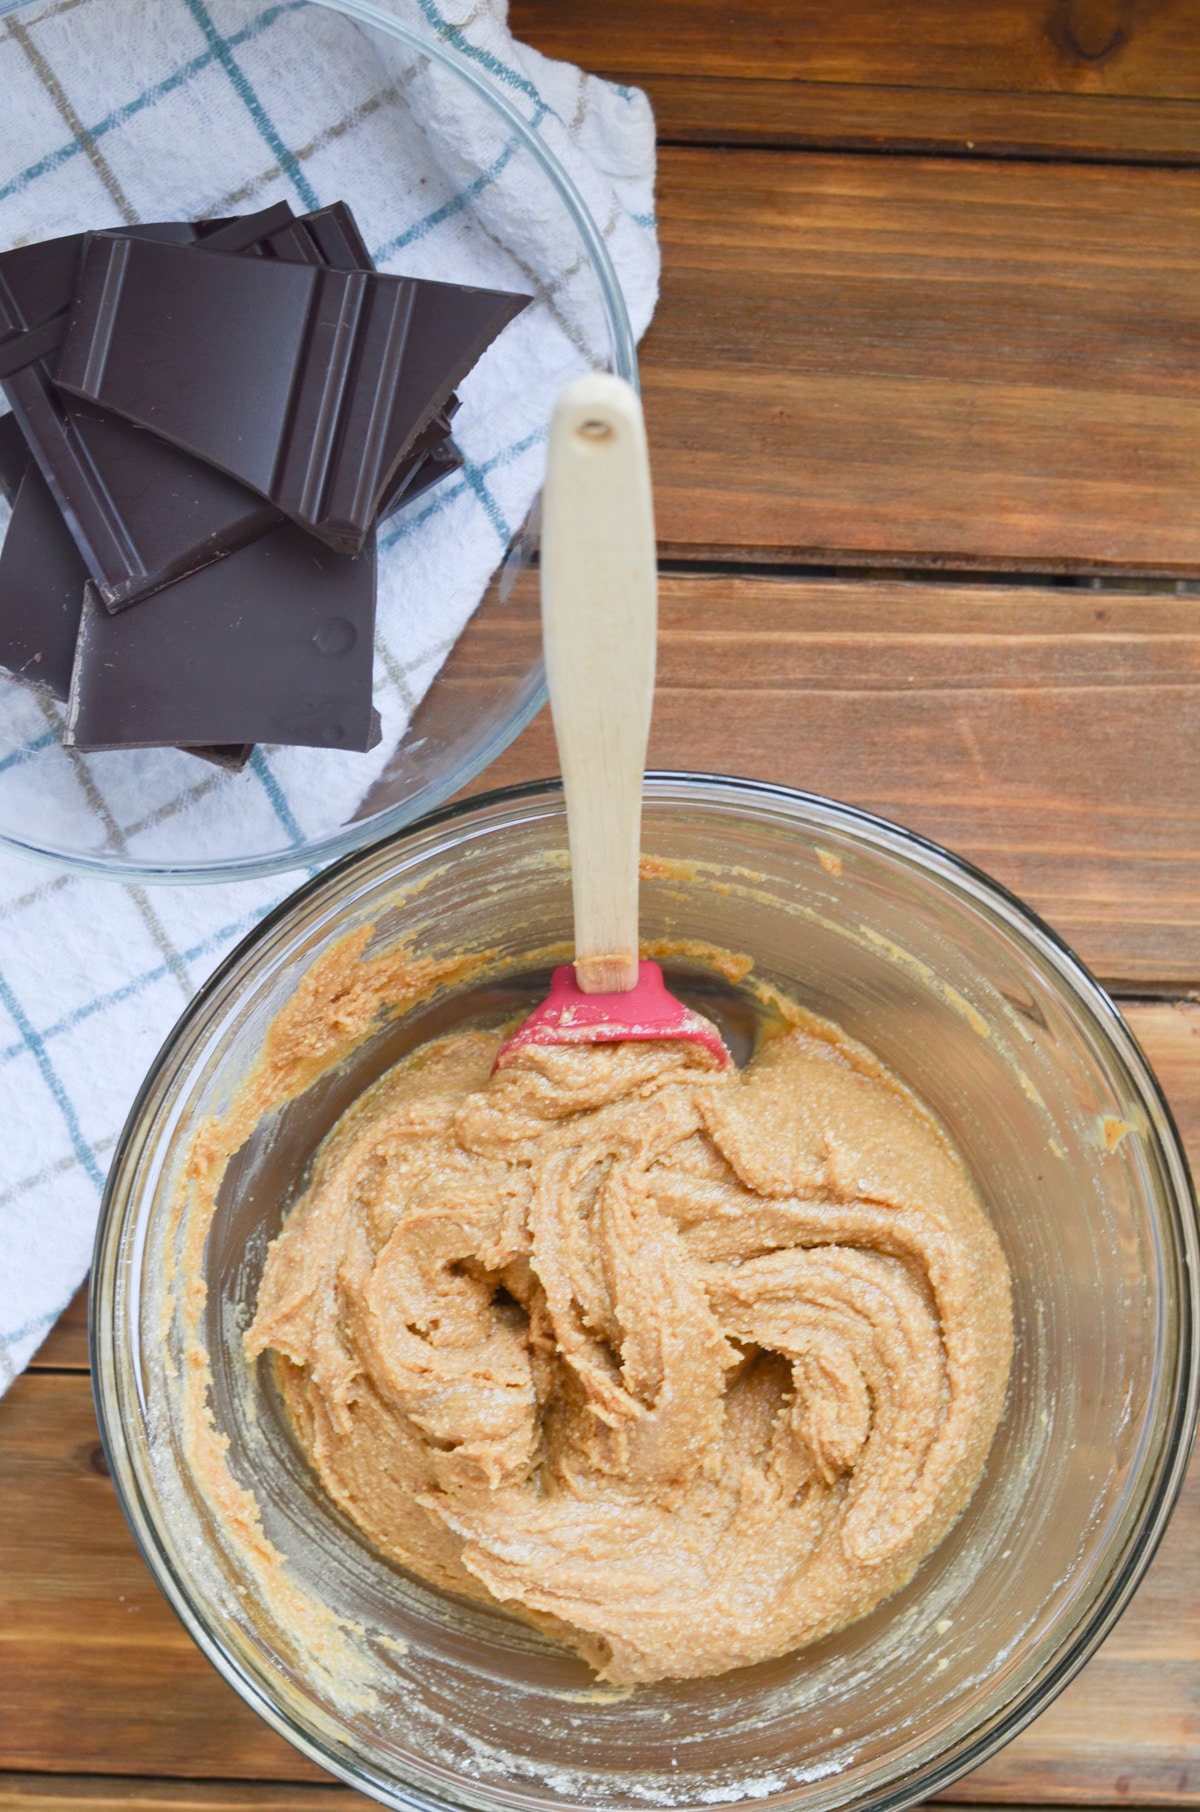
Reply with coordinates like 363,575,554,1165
624,76,1200,165
476,575,1200,985
29,1285,88,1373
1130,1002,1200,1164
956,1216,1200,1798
0,1376,324,1781
510,0,1200,99
510,0,1200,162
0,1784,360,1809
643,148,1200,577
0,1000,1196,1789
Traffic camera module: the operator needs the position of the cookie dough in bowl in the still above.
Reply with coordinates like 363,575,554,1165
247,1016,1012,1685
92,779,1198,1812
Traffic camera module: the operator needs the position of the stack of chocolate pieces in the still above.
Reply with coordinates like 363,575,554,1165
0,200,530,768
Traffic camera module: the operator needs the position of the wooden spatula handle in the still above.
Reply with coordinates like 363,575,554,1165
542,373,656,995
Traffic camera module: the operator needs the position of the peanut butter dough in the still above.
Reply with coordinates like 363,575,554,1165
247,1019,1012,1685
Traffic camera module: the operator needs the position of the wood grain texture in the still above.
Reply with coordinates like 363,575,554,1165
1129,1003,1200,1162
29,1286,88,1372
0,1795,1111,1812
0,1001,1195,1791
0,1798,1133,1812
644,148,1200,576
510,0,1200,162
510,0,1200,98
0,1784,361,1809
0,1376,325,1781
619,75,1200,163
473,574,1200,985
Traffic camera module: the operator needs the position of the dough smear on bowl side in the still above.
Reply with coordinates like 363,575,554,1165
246,1013,1013,1686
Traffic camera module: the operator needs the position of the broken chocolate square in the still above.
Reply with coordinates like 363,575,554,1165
0,453,254,771
67,522,378,752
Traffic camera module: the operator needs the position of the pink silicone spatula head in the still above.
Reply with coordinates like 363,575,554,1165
495,373,730,1071
498,961,729,1066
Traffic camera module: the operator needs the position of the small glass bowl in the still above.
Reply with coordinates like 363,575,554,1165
0,0,636,882
93,775,1200,1812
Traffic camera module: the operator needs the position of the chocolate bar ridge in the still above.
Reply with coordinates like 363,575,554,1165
0,209,290,383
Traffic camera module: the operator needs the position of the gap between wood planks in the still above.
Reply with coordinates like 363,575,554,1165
539,76,1200,168
648,87,1200,168
508,0,1200,101
508,0,1200,164
641,148,1200,579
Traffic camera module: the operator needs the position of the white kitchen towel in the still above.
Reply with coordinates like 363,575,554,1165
0,0,658,1388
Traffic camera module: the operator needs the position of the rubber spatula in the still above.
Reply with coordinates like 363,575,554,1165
495,373,729,1070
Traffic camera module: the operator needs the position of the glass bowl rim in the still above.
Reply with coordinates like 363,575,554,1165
0,0,638,883
91,772,1200,1812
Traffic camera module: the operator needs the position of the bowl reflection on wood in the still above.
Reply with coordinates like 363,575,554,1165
91,776,1199,1812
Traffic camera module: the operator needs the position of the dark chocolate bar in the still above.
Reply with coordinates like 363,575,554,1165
179,742,255,772
0,459,87,697
67,522,378,752
0,412,27,503
16,389,285,611
0,205,299,609
187,203,294,257
258,199,374,272
0,314,67,381
377,393,460,514
0,454,252,770
4,206,475,608
0,210,289,381
0,201,455,612
0,232,97,384
57,235,530,553
381,432,464,518
0,233,84,354
400,436,465,509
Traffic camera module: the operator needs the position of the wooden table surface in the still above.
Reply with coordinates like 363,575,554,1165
5,2,1200,1806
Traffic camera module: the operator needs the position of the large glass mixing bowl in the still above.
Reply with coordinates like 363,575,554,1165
0,0,635,881
92,776,1200,1812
